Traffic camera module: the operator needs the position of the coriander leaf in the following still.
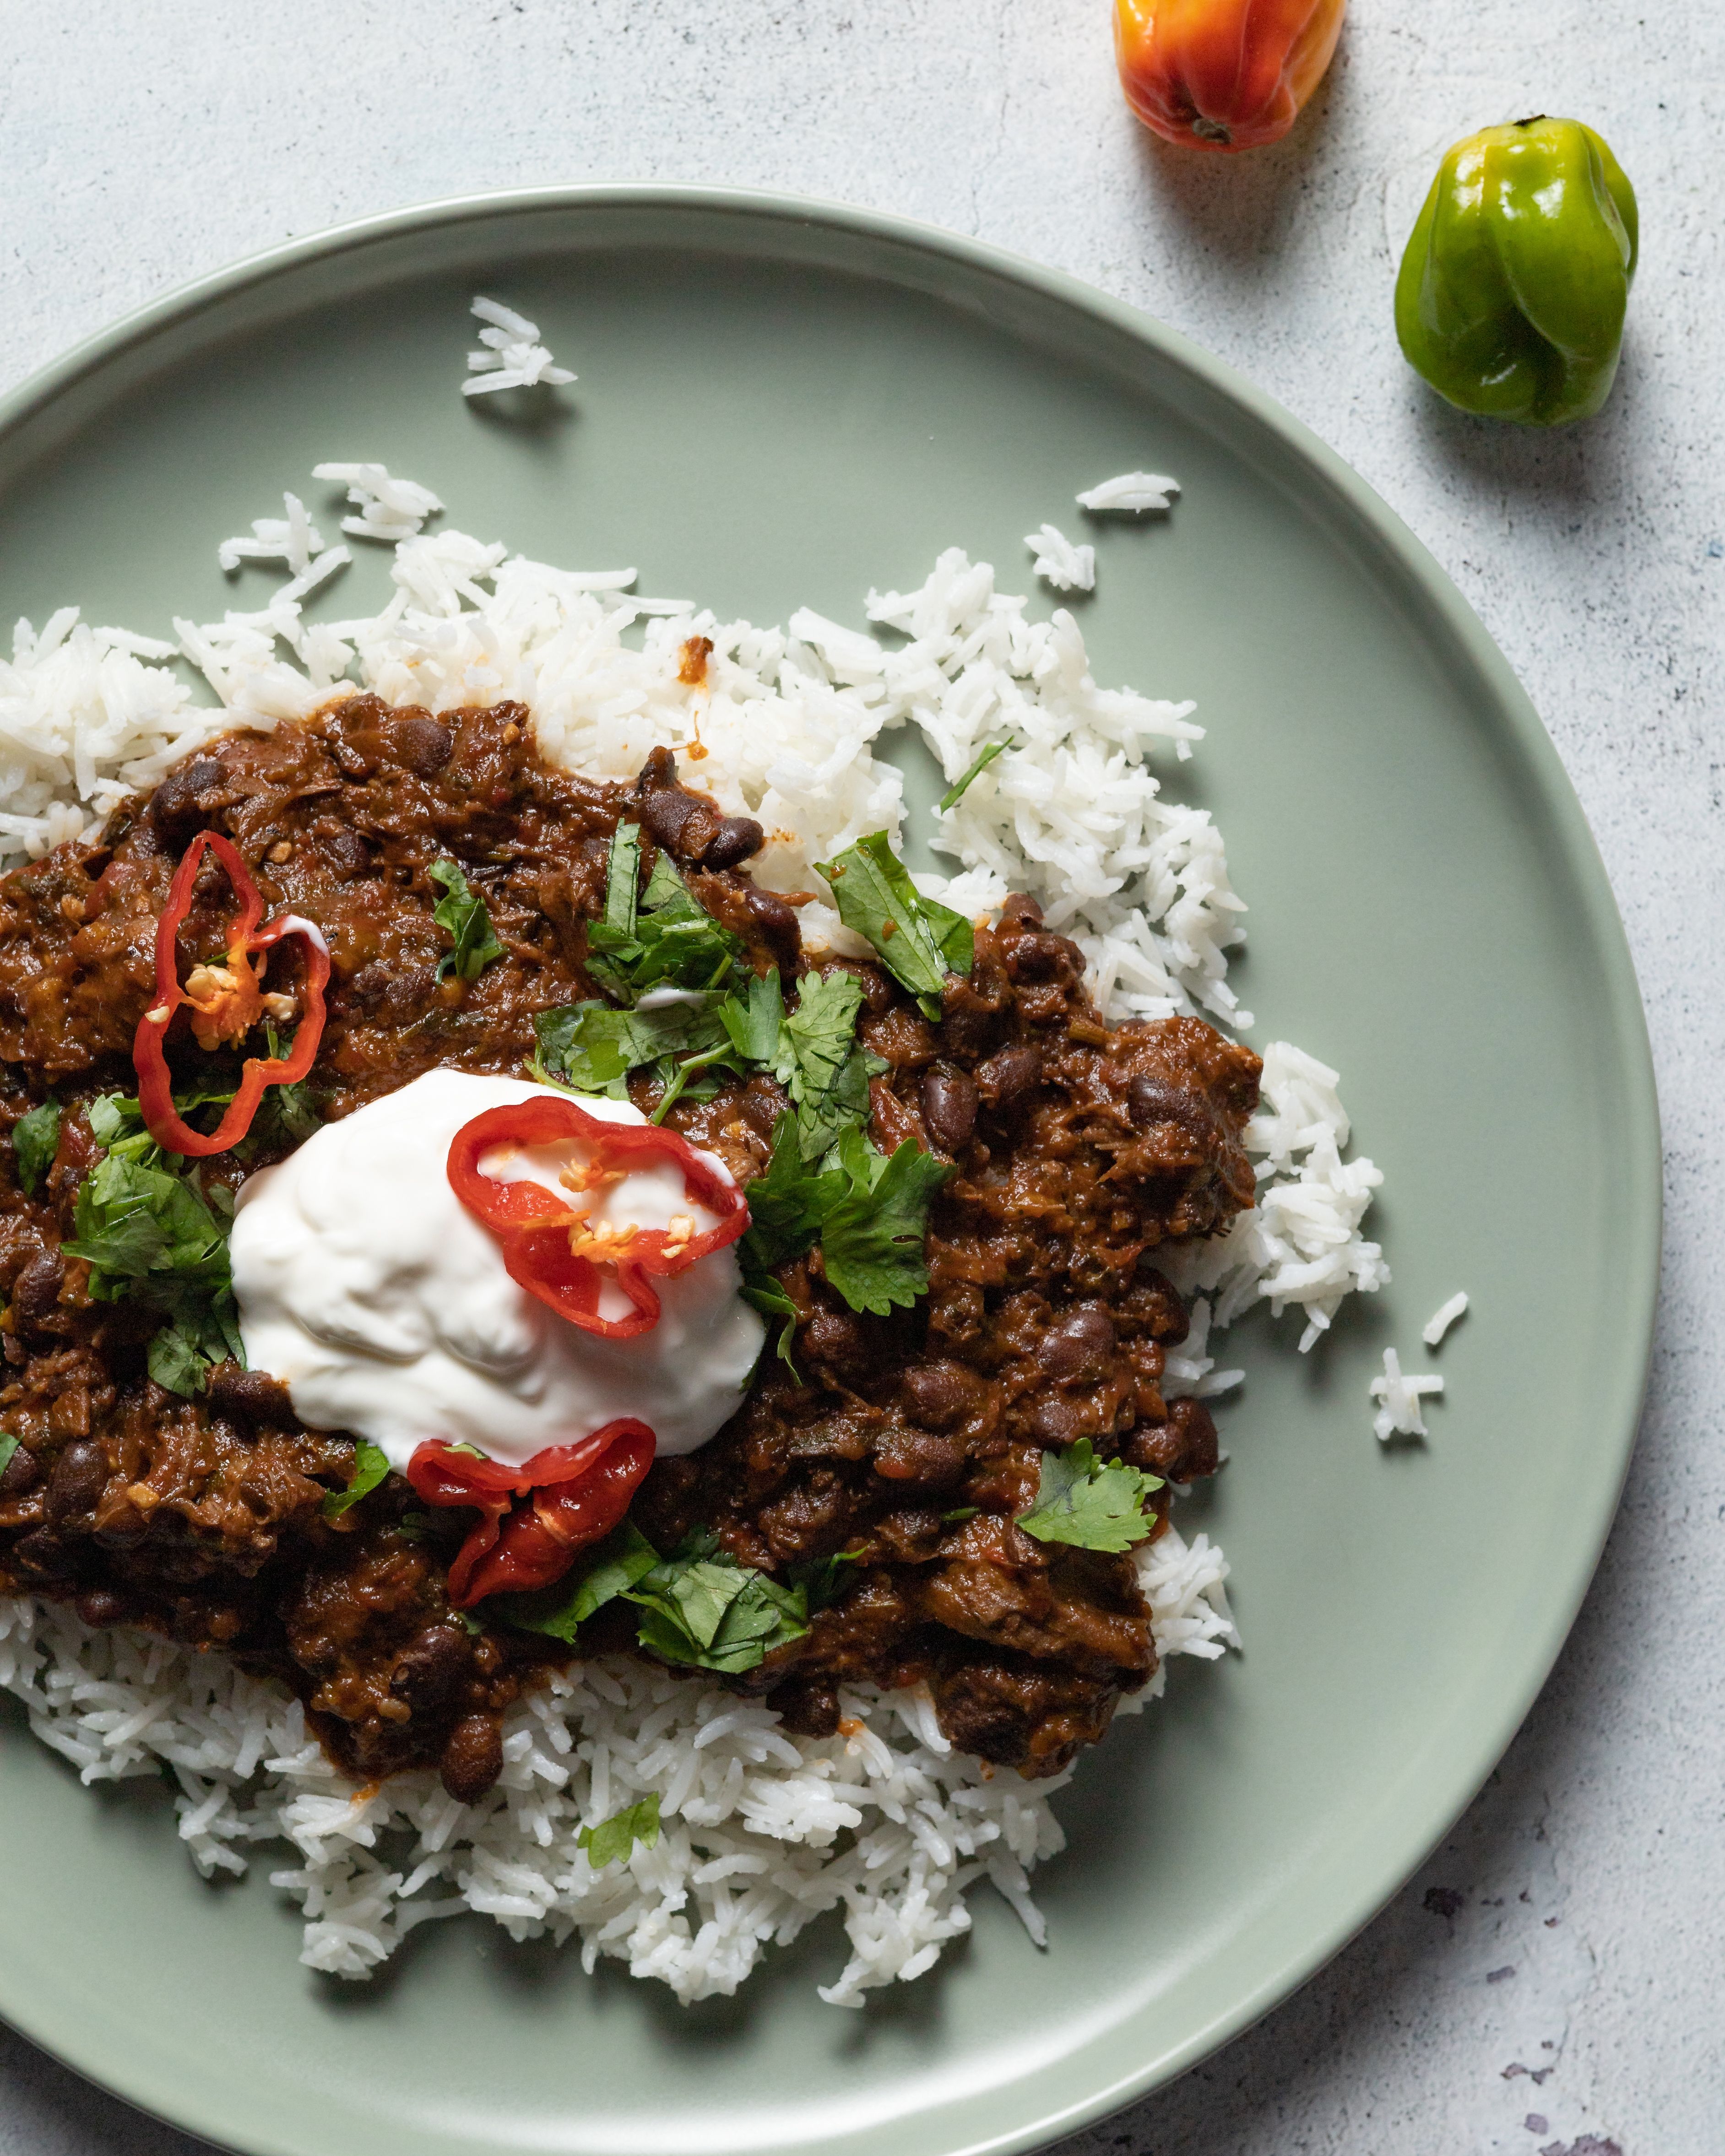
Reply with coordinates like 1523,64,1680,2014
781,969,862,1099
938,739,1009,812
818,1136,950,1316
0,1433,20,1479
65,1154,231,1292
429,859,505,983
641,849,703,921
322,1436,392,1520
780,971,879,1162
787,1548,863,1612
814,831,973,1020
1017,1438,1162,1554
626,1544,808,1675
536,999,700,1098
12,1098,60,1196
737,1111,845,1279
64,1151,244,1387
494,1519,660,1640
147,1322,216,1398
604,822,642,937
578,1791,661,1869
717,969,785,1066
742,1279,802,1381
246,1078,321,1149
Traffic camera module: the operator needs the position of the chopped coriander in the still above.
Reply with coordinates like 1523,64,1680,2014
717,968,785,1067
0,1434,19,1479
536,999,706,1099
63,1150,244,1397
742,1278,802,1381
814,831,973,1020
940,1506,980,1524
494,1519,660,1641
147,1322,218,1396
938,739,1009,812
738,1111,948,1321
429,858,505,983
778,970,879,1161
586,838,743,1000
12,1098,60,1196
322,1436,392,1520
1016,1438,1161,1553
578,1792,661,1869
736,1111,845,1280
625,1534,808,1675
603,821,642,938
787,1548,863,1612
817,1126,951,1316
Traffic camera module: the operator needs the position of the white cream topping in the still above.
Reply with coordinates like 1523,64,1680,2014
229,1067,763,1473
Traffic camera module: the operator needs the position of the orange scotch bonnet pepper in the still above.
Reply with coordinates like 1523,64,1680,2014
1113,0,1346,153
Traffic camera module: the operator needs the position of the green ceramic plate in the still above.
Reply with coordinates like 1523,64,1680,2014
0,188,1659,2156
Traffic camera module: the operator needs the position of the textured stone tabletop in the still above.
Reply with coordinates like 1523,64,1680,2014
0,4,1719,2152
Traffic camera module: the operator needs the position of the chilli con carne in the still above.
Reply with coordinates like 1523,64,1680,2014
0,696,1260,1804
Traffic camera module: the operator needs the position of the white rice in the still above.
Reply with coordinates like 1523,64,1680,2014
1075,470,1181,515
463,297,576,397
1369,1347,1444,1442
0,476,1388,1998
1023,522,1096,593
1423,1290,1470,1347
0,1523,1233,2004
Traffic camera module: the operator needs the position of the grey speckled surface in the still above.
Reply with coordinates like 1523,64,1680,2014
0,4,1719,2152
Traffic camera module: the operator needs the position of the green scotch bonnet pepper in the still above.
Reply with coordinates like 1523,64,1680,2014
1395,115,1638,427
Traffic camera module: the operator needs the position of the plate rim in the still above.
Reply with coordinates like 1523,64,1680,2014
0,180,1663,2156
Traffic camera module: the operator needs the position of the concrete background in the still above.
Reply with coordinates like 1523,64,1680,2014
0,3,1718,2151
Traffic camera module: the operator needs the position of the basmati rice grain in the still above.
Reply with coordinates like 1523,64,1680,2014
1369,1347,1443,1442
1076,471,1181,515
463,297,576,397
1422,1291,1470,1347
1024,522,1096,592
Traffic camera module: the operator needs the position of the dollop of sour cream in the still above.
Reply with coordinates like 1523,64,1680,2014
229,1067,765,1474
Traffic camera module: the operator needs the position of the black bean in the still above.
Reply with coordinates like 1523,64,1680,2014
1123,1398,1219,1484
206,1364,298,1428
767,1675,841,1739
75,1587,131,1629
999,892,1044,927
1035,1305,1117,1384
976,1044,1042,1113
1127,1074,1214,1137
1007,932,1082,984
901,1360,975,1430
11,1248,65,1330
396,716,455,776
0,1441,40,1495
5,1529,68,1581
743,885,800,969
920,1068,978,1154
44,1439,108,1526
1030,1396,1083,1445
147,757,223,845
440,1713,504,1804
390,1624,474,1715
703,815,765,871
804,1307,870,1381
637,786,700,852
